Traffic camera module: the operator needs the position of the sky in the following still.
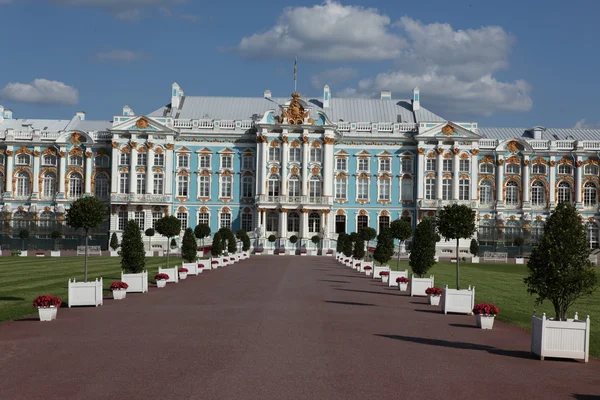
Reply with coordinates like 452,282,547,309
0,0,599,129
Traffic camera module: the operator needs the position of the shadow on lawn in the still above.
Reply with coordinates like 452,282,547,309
324,300,376,307
0,297,25,301
374,334,533,360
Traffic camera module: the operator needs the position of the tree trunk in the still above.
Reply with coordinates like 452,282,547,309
554,302,567,321
455,238,460,290
84,230,89,282
166,236,170,268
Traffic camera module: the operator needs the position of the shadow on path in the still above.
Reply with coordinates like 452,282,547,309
449,323,478,329
324,300,376,307
572,395,600,400
414,309,441,314
335,288,401,297
327,274,367,279
375,334,533,360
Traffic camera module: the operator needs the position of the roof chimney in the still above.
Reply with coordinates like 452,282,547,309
122,105,134,116
76,111,86,121
172,82,183,110
3,109,13,119
323,85,331,108
263,90,272,99
532,126,544,140
380,90,392,100
412,87,420,111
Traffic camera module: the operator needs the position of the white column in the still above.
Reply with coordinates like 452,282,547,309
452,150,460,200
496,157,504,203
260,138,268,195
523,157,530,203
300,210,309,238
323,136,334,197
129,146,138,194
416,149,424,200
165,145,174,195
281,135,289,197
111,144,119,194
549,156,556,205
32,147,40,197
471,150,479,201
5,146,14,193
84,150,92,195
302,136,309,196
575,156,582,204
58,147,67,195
146,147,154,194
279,209,287,238
436,150,443,200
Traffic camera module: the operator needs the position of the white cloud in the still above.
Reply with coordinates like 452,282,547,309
51,0,186,20
574,119,600,129
0,79,79,106
95,49,149,63
310,67,358,90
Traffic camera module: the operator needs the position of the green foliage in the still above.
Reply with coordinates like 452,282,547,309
170,238,177,248
437,204,476,289
145,228,155,237
235,229,246,239
120,220,146,273
524,202,598,321
211,232,223,256
342,233,353,258
18,229,29,240
335,233,346,252
311,235,321,245
181,227,198,262
513,236,525,256
267,234,277,248
289,235,298,244
469,239,479,257
241,234,251,251
155,216,181,239
359,227,377,242
409,218,437,277
109,232,119,250
373,228,394,265
353,238,366,260
390,219,412,263
226,231,237,253
50,230,62,240
195,224,211,240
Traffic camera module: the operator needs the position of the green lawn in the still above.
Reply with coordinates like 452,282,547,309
388,259,600,359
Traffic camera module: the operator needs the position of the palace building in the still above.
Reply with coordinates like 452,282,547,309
2,83,600,255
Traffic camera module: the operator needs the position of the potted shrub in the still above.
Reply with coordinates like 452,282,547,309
110,281,129,300
267,234,277,255
310,235,321,256
120,220,148,293
396,276,409,291
51,230,62,256
425,287,443,306
33,295,62,321
299,247,307,256
470,239,479,263
145,228,155,256
155,273,170,288
289,235,298,255
109,232,120,257
364,265,373,276
178,267,189,280
379,270,390,283
409,218,437,296
473,303,499,329
514,236,525,264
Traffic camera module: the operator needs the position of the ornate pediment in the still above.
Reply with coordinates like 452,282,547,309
276,92,314,125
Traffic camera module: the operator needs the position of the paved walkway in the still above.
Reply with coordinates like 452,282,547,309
0,256,599,400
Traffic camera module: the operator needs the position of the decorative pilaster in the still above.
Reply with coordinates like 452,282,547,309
496,156,504,204
575,156,583,204
416,148,425,200
32,147,40,197
85,151,92,194
278,208,288,242
146,146,154,194
5,146,14,194
302,135,309,196
258,136,268,195
549,156,556,206
436,149,443,200
323,136,335,197
165,143,174,195
129,145,138,194
281,134,289,197
58,147,67,195
110,142,119,194
523,157,531,204
452,149,460,200
300,208,309,239
470,149,479,201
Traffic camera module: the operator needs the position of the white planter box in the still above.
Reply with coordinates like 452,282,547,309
50,251,61,257
157,279,167,288
211,257,222,268
372,266,390,281
145,251,153,257
179,271,187,280
300,252,307,256
112,289,127,300
197,259,210,271
531,313,590,362
158,267,179,283
242,251,250,259
182,262,200,275
121,271,149,293
325,252,333,257
38,307,54,321
309,250,318,256
428,295,441,306
353,260,361,270
361,261,373,272
399,282,408,291
68,278,103,307
227,255,237,264
476,314,495,329
345,258,353,267
110,250,119,257
410,275,435,297
441,286,475,315
365,269,372,276
471,256,480,263
287,249,296,255
19,251,28,257
381,275,389,283
234,254,241,262
515,257,525,264
266,249,274,255
35,252,45,257
388,270,409,287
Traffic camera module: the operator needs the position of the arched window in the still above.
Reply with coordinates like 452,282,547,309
479,163,494,174
241,211,253,232
177,174,189,197
42,154,56,166
69,155,83,166
425,178,435,200
584,165,599,176
531,180,546,207
478,219,495,242
266,212,278,232
268,174,280,197
505,180,519,206
459,178,470,201
13,210,30,231
584,182,598,207
241,176,254,198
530,221,544,243
557,181,571,203
587,222,599,249
287,212,300,232
42,173,57,199
288,175,300,197
442,178,452,200
39,211,54,231
504,220,521,244
558,165,572,175
308,212,320,233
68,173,83,199
401,177,413,201
357,215,369,230
479,179,493,206
95,173,109,199
532,164,546,174
309,175,322,198
310,146,322,163
16,171,30,198
378,215,390,232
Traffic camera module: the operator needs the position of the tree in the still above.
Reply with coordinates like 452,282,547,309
236,229,249,253
109,232,119,251
436,204,476,290
342,233,353,258
181,227,198,262
353,237,366,260
219,227,236,254
524,202,597,321
514,236,525,257
469,239,479,257
154,215,181,269
18,229,29,251
390,219,412,264
373,228,394,266
359,227,377,256
195,224,211,253
268,234,277,250
50,230,62,251
145,228,155,253
170,238,177,248
120,220,146,274
289,235,298,252
409,218,437,277
66,196,106,281
211,232,223,256
335,233,346,253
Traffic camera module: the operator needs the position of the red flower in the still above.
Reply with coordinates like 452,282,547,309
197,264,204,268
109,281,129,290
379,271,389,276
473,303,499,316
396,276,409,283
211,260,219,264
425,287,443,296
355,263,361,266
33,295,62,308
178,267,189,273
364,266,372,270
155,273,170,281
230,257,235,261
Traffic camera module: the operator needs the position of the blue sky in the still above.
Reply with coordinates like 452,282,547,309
0,0,599,129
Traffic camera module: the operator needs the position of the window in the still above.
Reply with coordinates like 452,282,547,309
357,177,369,200
134,211,145,230
242,176,254,198
0,154,3,165
176,212,188,231
43,154,57,166
288,212,300,232
154,153,164,166
136,173,146,194
242,155,254,170
16,154,30,165
378,215,390,232
379,158,391,172
119,152,130,165
221,155,233,169
533,164,546,174
308,213,320,233
335,178,347,200
198,175,210,198
266,212,278,232
505,181,519,206
357,158,369,172
506,164,520,174
119,173,129,194
197,212,209,226
425,178,435,200
426,159,436,172
584,182,597,207
335,215,346,234
69,155,83,166
459,159,470,172
401,158,413,174
289,147,301,163
557,181,571,203
0,173,3,196
177,154,190,168
153,174,164,195
68,173,83,199
558,165,572,175
357,215,369,230
137,153,147,166
442,178,452,200
479,180,493,206
220,212,232,229
336,157,347,171
95,155,109,167
587,222,599,249
118,211,128,231
152,212,162,228
310,147,322,163
480,163,494,174
531,181,546,207
309,175,322,198
199,154,211,169
177,174,189,197
241,212,253,232
15,172,30,197
378,179,390,201
442,159,453,172
268,175,280,197
459,179,469,201
584,165,598,175
288,175,300,197
220,175,232,198
268,147,280,162
42,173,56,199
95,173,109,199
401,178,413,201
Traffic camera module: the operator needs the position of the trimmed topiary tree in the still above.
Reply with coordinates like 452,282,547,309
195,223,211,253
359,227,377,256
353,236,366,260
120,219,146,274
409,218,437,277
181,227,198,262
342,233,353,258
51,230,62,251
469,238,479,257
289,235,298,252
390,219,412,264
267,234,277,250
218,227,236,254
18,229,29,251
311,235,321,253
211,232,223,257
110,232,119,251
155,215,181,269
66,196,107,281
524,202,597,321
373,228,394,266
241,232,251,252
436,204,476,290
514,236,525,257
145,228,155,253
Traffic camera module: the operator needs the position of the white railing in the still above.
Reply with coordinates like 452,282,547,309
13,131,33,140
378,123,393,132
398,123,418,132
92,132,112,141
418,199,478,208
40,131,60,140
0,132,5,139
529,140,550,149
220,120,236,129
110,194,172,202
479,139,498,148
198,120,214,129
240,121,254,130
555,140,575,149
256,195,333,206
582,141,600,150
173,119,193,128
336,122,351,131
356,123,372,132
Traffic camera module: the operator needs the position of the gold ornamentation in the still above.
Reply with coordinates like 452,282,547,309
17,206,25,212
269,140,280,148
417,148,425,155
310,140,321,148
459,152,470,160
154,147,163,154
497,159,504,166
443,152,452,159
322,209,331,215
119,166,129,173
302,136,309,144
324,137,335,145
85,151,93,158
290,140,300,148
44,206,51,212
436,148,444,155
576,161,583,168
277,92,314,125
443,173,452,179
453,148,460,155
33,151,40,157
380,210,389,217
177,206,186,212
130,141,137,148
165,144,174,150
441,124,454,136
558,157,573,166
506,155,521,164
536,216,543,221
359,209,368,216
279,208,288,213
523,159,530,166
471,149,480,156
42,147,57,155
483,214,490,219
137,147,146,153
506,140,519,153
301,208,309,213
281,136,288,144
136,118,149,129
532,156,548,165
58,151,66,158
111,142,119,149
16,146,32,155
256,136,268,143
336,209,346,215
69,132,83,145
291,166,299,175
146,142,154,149
311,166,321,174
549,161,556,167
120,146,130,153
270,166,279,174
426,151,436,159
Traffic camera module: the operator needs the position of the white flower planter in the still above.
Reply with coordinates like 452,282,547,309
211,257,223,268
266,249,274,255
515,257,525,264
51,306,58,320
121,271,148,293
19,251,28,257
398,282,408,291
471,256,480,263
388,270,409,288
381,275,389,283
365,269,373,276
158,267,179,283
110,251,119,257
325,252,333,257
50,251,61,257
361,261,374,272
35,252,45,257
300,252,307,256
475,314,495,329
182,262,200,275
310,250,318,256
179,271,188,280
112,289,127,300
410,275,435,297
156,279,167,288
354,261,361,270
441,286,475,315
531,313,591,362
145,251,154,257
372,266,390,281
428,295,441,306
197,260,210,271
38,307,54,322
68,278,103,307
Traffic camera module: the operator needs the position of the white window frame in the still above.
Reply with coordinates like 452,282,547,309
289,148,301,163
198,175,210,198
335,177,347,200
426,159,436,172
401,158,413,174
153,173,164,195
221,155,233,169
378,178,390,201
198,154,211,169
459,159,470,172
479,163,494,174
177,174,189,197
357,177,369,201
335,157,347,171
378,158,391,173
532,164,546,174
400,178,413,201
220,175,232,198
43,154,57,166
357,158,370,172
177,154,190,169
16,154,30,165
